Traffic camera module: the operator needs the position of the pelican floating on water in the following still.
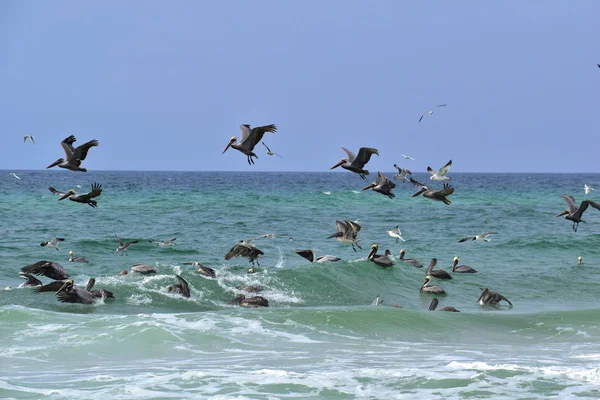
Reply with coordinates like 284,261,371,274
40,237,65,251
420,275,446,294
48,183,103,208
387,226,405,243
409,178,454,205
393,164,412,182
425,258,452,280
399,249,423,268
130,264,157,274
367,244,395,268
69,250,89,263
262,141,283,158
183,262,216,278
222,124,277,165
458,232,497,243
21,260,69,280
330,147,379,179
229,294,269,308
167,275,191,298
294,249,341,263
224,240,264,266
418,104,447,123
327,219,362,251
362,172,396,198
46,135,99,172
451,257,477,273
476,288,513,307
556,194,600,231
24,135,35,144
429,298,460,312
115,235,139,256
427,159,452,181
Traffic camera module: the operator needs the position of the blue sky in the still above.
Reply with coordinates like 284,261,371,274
1,1,598,172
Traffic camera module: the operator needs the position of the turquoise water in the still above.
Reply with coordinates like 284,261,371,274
1,170,600,399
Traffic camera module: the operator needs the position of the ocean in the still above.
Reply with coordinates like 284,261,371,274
1,170,599,399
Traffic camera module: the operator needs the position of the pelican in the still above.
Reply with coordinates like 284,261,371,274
24,135,35,144
228,294,269,308
183,262,216,278
367,244,395,268
330,146,379,179
401,154,415,160
294,249,341,263
21,260,69,280
149,238,176,247
362,172,396,198
54,279,112,304
9,173,20,180
262,141,283,157
130,264,157,274
399,249,423,268
476,288,513,307
222,124,277,165
167,274,191,298
409,178,454,205
85,278,114,300
584,184,595,195
555,194,600,231
429,298,460,312
458,232,498,243
115,234,139,256
387,226,405,243
48,182,102,208
370,294,383,306
19,273,42,288
224,240,264,266
393,164,412,182
40,237,65,251
33,280,67,293
427,159,452,181
451,257,477,273
418,104,447,123
46,135,99,172
327,219,362,251
69,251,89,263
425,258,452,279
420,275,446,294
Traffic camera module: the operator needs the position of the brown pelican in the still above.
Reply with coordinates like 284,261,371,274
115,235,139,256
222,124,277,165
429,298,460,312
69,251,89,263
425,258,452,279
33,280,66,293
183,262,216,278
367,244,395,268
46,135,99,172
21,260,69,280
228,294,269,308
327,219,362,251
149,238,177,247
40,237,65,251
262,141,283,157
393,164,412,182
409,178,454,205
418,104,447,123
224,240,264,266
19,273,42,287
362,172,396,198
24,135,35,144
85,278,114,299
427,159,452,181
476,288,513,307
555,194,600,232
54,279,112,304
370,294,383,306
130,264,157,274
330,147,379,179
48,183,103,208
294,249,341,263
451,257,478,273
399,249,423,268
386,226,405,243
458,232,498,243
420,275,446,294
167,274,190,298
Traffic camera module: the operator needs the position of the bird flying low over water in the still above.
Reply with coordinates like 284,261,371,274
262,141,283,158
183,262,217,278
556,194,600,232
409,178,455,205
584,184,595,195
115,235,139,256
167,275,191,298
367,243,395,268
47,135,99,172
225,240,265,266
222,124,277,165
476,288,513,307
419,104,447,123
24,135,35,144
55,278,113,304
393,164,412,182
149,238,177,247
21,260,69,280
458,232,498,243
330,147,379,179
327,219,362,251
429,298,460,312
387,226,405,243
48,182,103,208
362,172,396,198
40,237,65,251
9,173,20,180
427,159,452,181
19,273,42,288
294,249,341,263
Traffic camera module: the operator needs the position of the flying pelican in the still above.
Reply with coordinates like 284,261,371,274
24,135,35,144
393,164,412,182
48,182,103,208
115,235,139,255
228,294,269,308
387,226,405,243
262,141,283,158
330,147,379,179
167,275,191,298
294,249,341,263
362,172,396,198
130,264,157,274
69,251,89,263
21,260,69,280
370,294,383,306
9,173,20,180
425,258,452,280
399,249,423,268
327,219,362,251
401,154,415,160
149,238,177,247
476,288,513,307
427,159,452,181
409,178,454,205
555,194,600,231
367,243,395,268
429,298,460,312
451,256,477,273
40,237,65,251
224,240,265,266
420,275,446,294
222,124,277,165
458,232,498,243
584,184,595,195
46,135,99,172
183,262,217,278
418,104,447,123
19,273,42,288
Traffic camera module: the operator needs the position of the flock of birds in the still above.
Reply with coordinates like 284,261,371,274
8,121,600,310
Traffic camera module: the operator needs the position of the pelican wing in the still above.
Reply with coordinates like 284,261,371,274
345,219,361,235
428,298,439,311
60,135,76,159
353,147,379,168
56,286,95,304
175,274,191,298
115,235,124,246
561,194,578,214
409,177,427,188
239,124,277,150
439,183,454,196
33,280,66,293
341,147,357,163
86,182,102,198
576,200,600,219
21,260,69,280
294,249,316,263
48,186,67,196
72,139,99,161
438,159,452,176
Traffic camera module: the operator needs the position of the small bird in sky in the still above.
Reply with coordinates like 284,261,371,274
9,173,20,180
262,141,283,158
419,104,447,123
401,154,415,160
24,135,35,144
427,159,452,181
584,184,595,195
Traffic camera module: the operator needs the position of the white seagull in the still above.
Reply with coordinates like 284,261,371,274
393,164,412,182
386,226,405,243
427,159,452,181
584,184,595,195
24,135,35,144
419,104,447,123
401,154,415,160
9,173,20,180
458,232,498,243
262,142,283,158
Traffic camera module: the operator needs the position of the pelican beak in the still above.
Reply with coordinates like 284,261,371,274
555,210,569,218
411,187,427,198
222,137,236,154
46,159,63,169
58,190,75,201
55,279,73,295
362,183,376,191
330,159,346,170
367,244,377,259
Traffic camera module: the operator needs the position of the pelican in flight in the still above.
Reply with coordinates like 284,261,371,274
294,249,341,263
429,298,460,312
401,154,415,160
393,164,412,182
46,135,99,172
330,147,379,179
48,183,103,208
418,104,447,123
555,194,600,231
167,275,191,298
9,173,20,180
24,135,35,144
222,124,277,165
409,178,454,205
584,184,595,195
327,219,362,251
69,251,88,263
367,243,395,268
451,257,477,273
115,235,139,256
21,260,69,280
229,294,269,308
362,172,396,198
476,288,513,307
149,238,177,247
183,262,217,278
399,249,423,268
224,240,264,266
420,275,446,294
262,141,283,158
427,159,452,181
387,226,405,243
458,232,497,243
40,237,65,251
425,258,452,280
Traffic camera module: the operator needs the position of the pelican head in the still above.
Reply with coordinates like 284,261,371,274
40,241,48,246
55,279,74,295
330,158,347,170
69,251,73,255
58,190,76,201
222,136,237,154
46,158,64,169
400,249,405,256
578,256,582,264
368,243,378,260
421,275,432,289
248,268,255,274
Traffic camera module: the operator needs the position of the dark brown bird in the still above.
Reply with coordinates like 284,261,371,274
224,240,264,266
425,258,452,280
48,183,102,208
429,298,460,312
167,274,191,298
556,194,600,232
362,172,396,198
21,260,69,281
222,124,277,165
228,294,269,308
476,288,513,307
330,147,379,179
46,135,99,172
409,178,454,205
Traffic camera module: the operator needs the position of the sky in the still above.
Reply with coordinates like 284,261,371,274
0,1,599,173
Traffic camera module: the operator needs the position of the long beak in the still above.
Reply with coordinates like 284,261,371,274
330,159,345,170
367,246,377,260
222,140,234,154
46,159,62,169
55,281,70,295
362,183,376,191
411,187,427,198
58,190,75,201
555,210,569,217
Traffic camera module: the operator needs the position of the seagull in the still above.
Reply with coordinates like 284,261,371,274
556,194,600,231
46,135,99,172
222,124,277,165
330,146,379,179
149,238,177,248
427,159,452,181
24,135,35,144
370,294,383,306
48,182,103,208
584,184,595,195
393,164,412,182
401,154,415,160
458,232,498,243
386,226,405,243
409,178,454,205
419,104,447,123
9,173,20,180
262,142,283,158
115,234,139,256
40,237,65,251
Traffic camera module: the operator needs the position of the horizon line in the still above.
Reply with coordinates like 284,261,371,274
2,169,600,174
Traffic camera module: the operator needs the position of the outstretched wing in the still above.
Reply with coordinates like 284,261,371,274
409,177,426,188
438,159,452,176
240,124,277,151
427,166,437,175
458,236,475,243
115,234,124,246
353,147,379,168
439,183,454,197
48,186,67,196
262,141,271,153
175,274,191,297
561,194,578,214
73,139,99,161
61,135,76,159
341,147,357,163
88,182,102,198
295,249,316,263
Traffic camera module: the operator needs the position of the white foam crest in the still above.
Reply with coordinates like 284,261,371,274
127,293,153,305
274,246,286,268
